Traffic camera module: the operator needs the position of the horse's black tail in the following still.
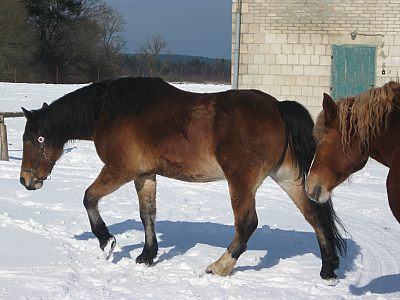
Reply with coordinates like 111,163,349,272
277,100,315,183
310,199,347,256
277,100,347,257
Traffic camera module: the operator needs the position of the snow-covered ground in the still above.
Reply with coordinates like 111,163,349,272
0,82,399,299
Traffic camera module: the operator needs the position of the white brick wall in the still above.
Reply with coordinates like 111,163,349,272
232,0,400,118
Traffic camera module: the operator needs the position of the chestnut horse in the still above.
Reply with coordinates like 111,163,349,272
307,81,400,224
20,77,345,279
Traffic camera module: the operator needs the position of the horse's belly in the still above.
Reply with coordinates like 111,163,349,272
157,156,225,182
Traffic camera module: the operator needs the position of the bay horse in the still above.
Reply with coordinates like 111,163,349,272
306,81,400,224
20,77,345,280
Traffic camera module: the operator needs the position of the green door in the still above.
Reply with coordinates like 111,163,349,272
331,45,376,100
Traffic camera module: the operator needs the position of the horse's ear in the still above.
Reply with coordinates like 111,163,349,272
42,102,49,109
21,107,33,122
322,93,337,124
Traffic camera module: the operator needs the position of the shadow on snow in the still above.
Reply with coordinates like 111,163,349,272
74,219,360,280
349,274,400,295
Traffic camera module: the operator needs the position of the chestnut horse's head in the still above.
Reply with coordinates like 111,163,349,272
306,82,400,203
306,93,369,203
20,104,63,190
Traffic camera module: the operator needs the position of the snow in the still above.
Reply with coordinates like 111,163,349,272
0,81,399,299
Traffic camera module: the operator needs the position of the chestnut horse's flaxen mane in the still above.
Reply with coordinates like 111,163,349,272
316,81,400,153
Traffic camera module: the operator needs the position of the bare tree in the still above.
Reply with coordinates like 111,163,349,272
60,1,126,81
82,0,125,57
136,35,167,77
97,5,125,57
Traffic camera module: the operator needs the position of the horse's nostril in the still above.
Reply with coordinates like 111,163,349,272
20,177,26,186
308,184,323,202
313,185,322,200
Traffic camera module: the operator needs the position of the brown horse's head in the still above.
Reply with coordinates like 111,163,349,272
306,93,369,203
20,104,63,190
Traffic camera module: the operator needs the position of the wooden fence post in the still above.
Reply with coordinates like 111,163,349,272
0,114,9,161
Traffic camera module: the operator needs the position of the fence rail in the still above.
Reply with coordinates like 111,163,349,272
0,112,24,161
0,112,24,118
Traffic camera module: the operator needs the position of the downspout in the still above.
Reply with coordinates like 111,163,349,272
232,0,242,89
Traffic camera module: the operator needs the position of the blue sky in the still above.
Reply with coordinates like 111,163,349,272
105,0,232,59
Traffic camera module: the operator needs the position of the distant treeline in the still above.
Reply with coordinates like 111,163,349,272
0,0,230,84
123,54,231,83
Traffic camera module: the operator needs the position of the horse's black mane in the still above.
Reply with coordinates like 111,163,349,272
105,77,181,117
31,77,180,148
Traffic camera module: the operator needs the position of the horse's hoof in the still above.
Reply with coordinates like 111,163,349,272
102,236,116,261
326,277,340,287
205,251,237,276
320,268,338,280
205,263,219,275
135,253,155,265
205,262,233,277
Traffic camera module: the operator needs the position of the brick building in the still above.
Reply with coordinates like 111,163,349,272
232,0,400,117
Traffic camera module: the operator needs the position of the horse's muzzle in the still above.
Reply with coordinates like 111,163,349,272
20,175,43,190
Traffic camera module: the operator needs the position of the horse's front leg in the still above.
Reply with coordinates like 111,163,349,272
83,164,130,260
134,175,158,265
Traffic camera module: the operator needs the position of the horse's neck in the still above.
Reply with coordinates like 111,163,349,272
44,100,95,146
369,109,400,167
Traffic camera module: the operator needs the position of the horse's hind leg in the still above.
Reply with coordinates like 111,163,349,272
134,175,158,265
271,165,341,280
83,165,130,259
206,175,259,276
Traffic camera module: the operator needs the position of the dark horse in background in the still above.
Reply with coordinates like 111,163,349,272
307,81,400,224
20,77,345,280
